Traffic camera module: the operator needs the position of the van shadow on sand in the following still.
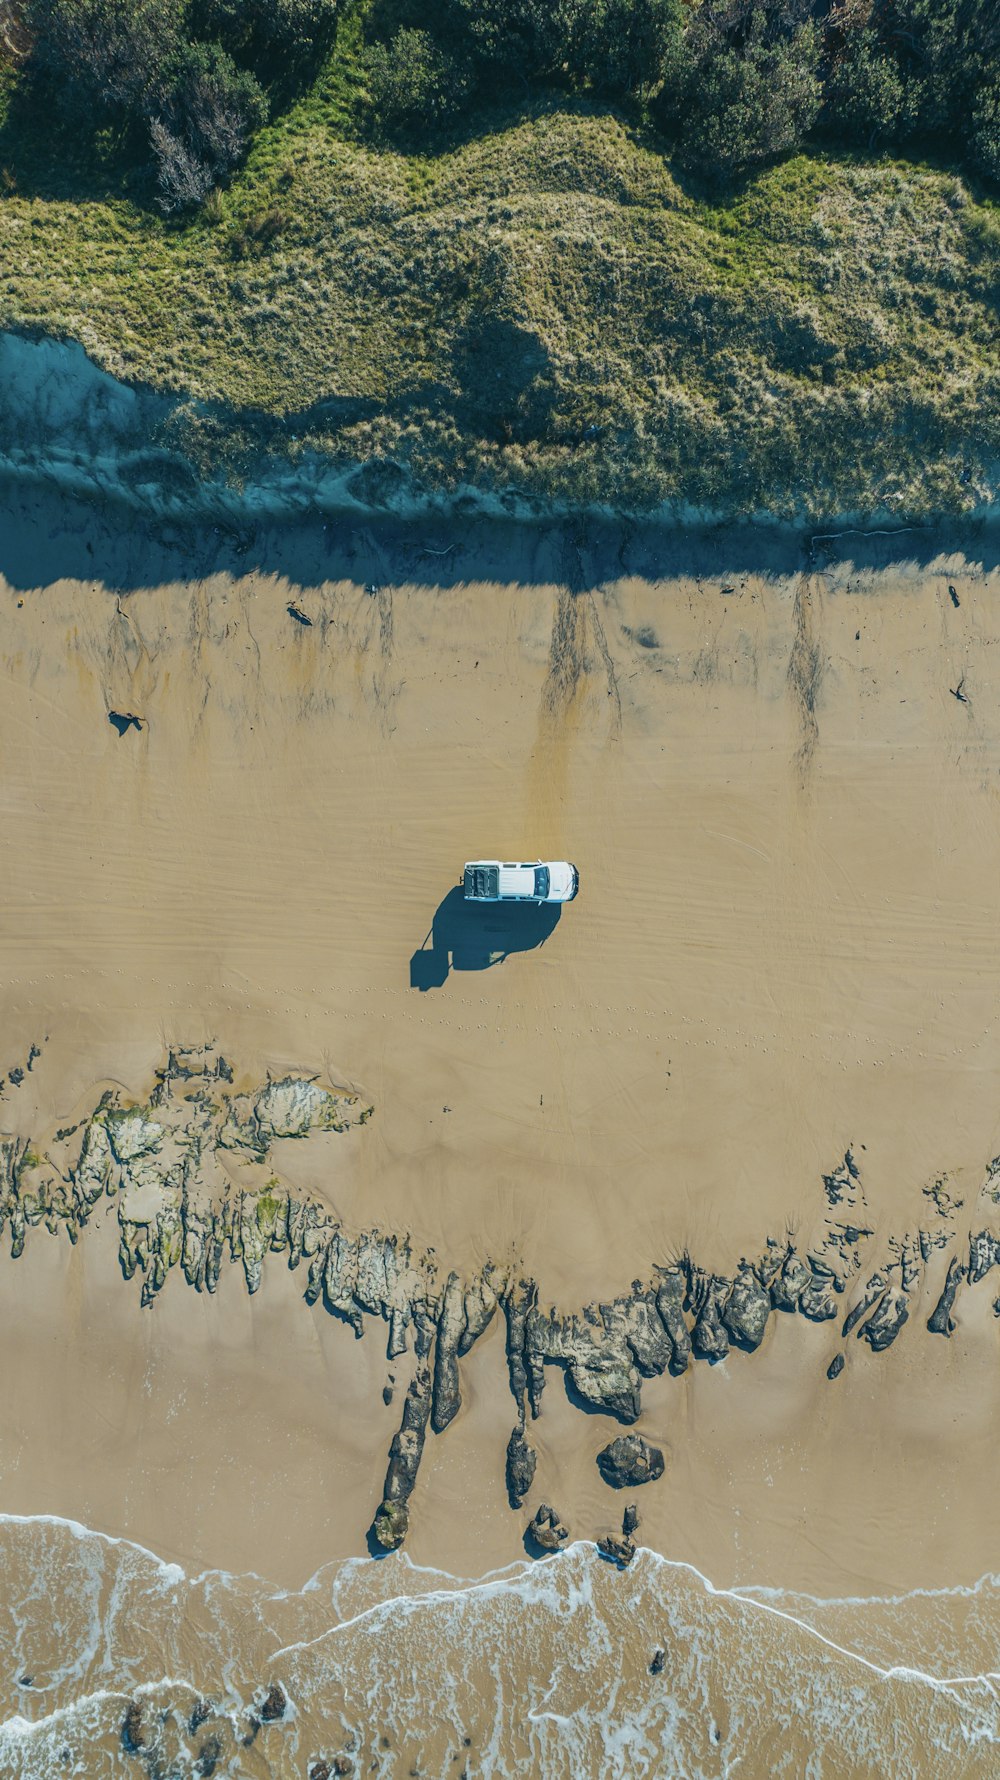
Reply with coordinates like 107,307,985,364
410,886,560,991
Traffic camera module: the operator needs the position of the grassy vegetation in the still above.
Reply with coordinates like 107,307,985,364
0,7,997,518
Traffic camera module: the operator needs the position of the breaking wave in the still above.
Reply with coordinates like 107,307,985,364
0,1516,998,1778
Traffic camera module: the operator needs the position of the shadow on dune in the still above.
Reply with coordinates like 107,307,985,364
410,885,560,991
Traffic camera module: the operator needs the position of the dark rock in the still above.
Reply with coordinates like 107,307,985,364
567,1353,641,1422
527,1503,569,1552
622,1503,639,1536
797,1267,838,1322
861,1287,909,1352
822,1150,861,1205
504,1280,535,1411
258,1682,286,1723
928,1257,965,1335
522,1303,550,1416
373,1499,409,1551
382,1383,394,1406
826,1353,845,1380
621,1288,673,1376
458,1277,497,1356
432,1272,464,1433
596,1434,665,1489
842,1274,886,1337
382,1366,432,1511
654,1269,691,1375
721,1265,771,1350
309,1765,332,1780
690,1275,730,1361
650,1647,666,1675
505,1425,537,1508
121,1701,146,1753
195,1733,223,1778
597,1533,636,1567
771,1250,812,1312
189,1699,213,1734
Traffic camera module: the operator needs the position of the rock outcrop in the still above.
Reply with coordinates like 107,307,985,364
596,1434,665,1489
4,1061,1000,1553
928,1256,965,1335
526,1503,569,1553
597,1532,636,1567
505,1425,537,1508
372,1367,432,1551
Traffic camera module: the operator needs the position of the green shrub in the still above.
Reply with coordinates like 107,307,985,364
823,28,916,147
191,0,340,78
664,5,822,176
25,0,186,120
580,0,685,99
972,83,1000,184
363,27,470,136
152,41,268,210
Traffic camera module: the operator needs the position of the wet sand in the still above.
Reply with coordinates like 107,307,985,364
1,493,1000,1611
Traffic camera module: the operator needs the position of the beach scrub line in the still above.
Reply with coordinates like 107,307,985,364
0,1048,996,1554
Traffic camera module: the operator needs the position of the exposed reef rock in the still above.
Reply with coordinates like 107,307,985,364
255,1683,287,1724
372,1500,409,1553
372,1367,433,1551
929,1256,966,1335
505,1425,537,1508
721,1264,772,1350
596,1435,665,1490
4,1062,1000,1552
526,1504,569,1553
597,1531,637,1567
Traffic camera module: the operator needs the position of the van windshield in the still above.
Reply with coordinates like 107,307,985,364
533,868,550,898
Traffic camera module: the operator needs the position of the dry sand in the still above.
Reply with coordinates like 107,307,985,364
1,491,1000,1600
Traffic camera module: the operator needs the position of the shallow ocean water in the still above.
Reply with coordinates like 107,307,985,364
1,1517,999,1779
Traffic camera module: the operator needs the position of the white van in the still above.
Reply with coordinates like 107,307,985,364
463,861,579,904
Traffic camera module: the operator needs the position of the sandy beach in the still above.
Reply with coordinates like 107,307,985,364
2,491,1000,1773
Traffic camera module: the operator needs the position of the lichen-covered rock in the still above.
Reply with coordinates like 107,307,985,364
721,1266,771,1350
104,1108,164,1165
797,1266,839,1322
254,1077,365,1139
771,1249,812,1312
505,1425,537,1507
618,1289,673,1376
596,1434,664,1489
861,1287,910,1351
459,1276,498,1356
690,1274,730,1361
968,1230,1000,1284
567,1353,641,1422
372,1499,409,1551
